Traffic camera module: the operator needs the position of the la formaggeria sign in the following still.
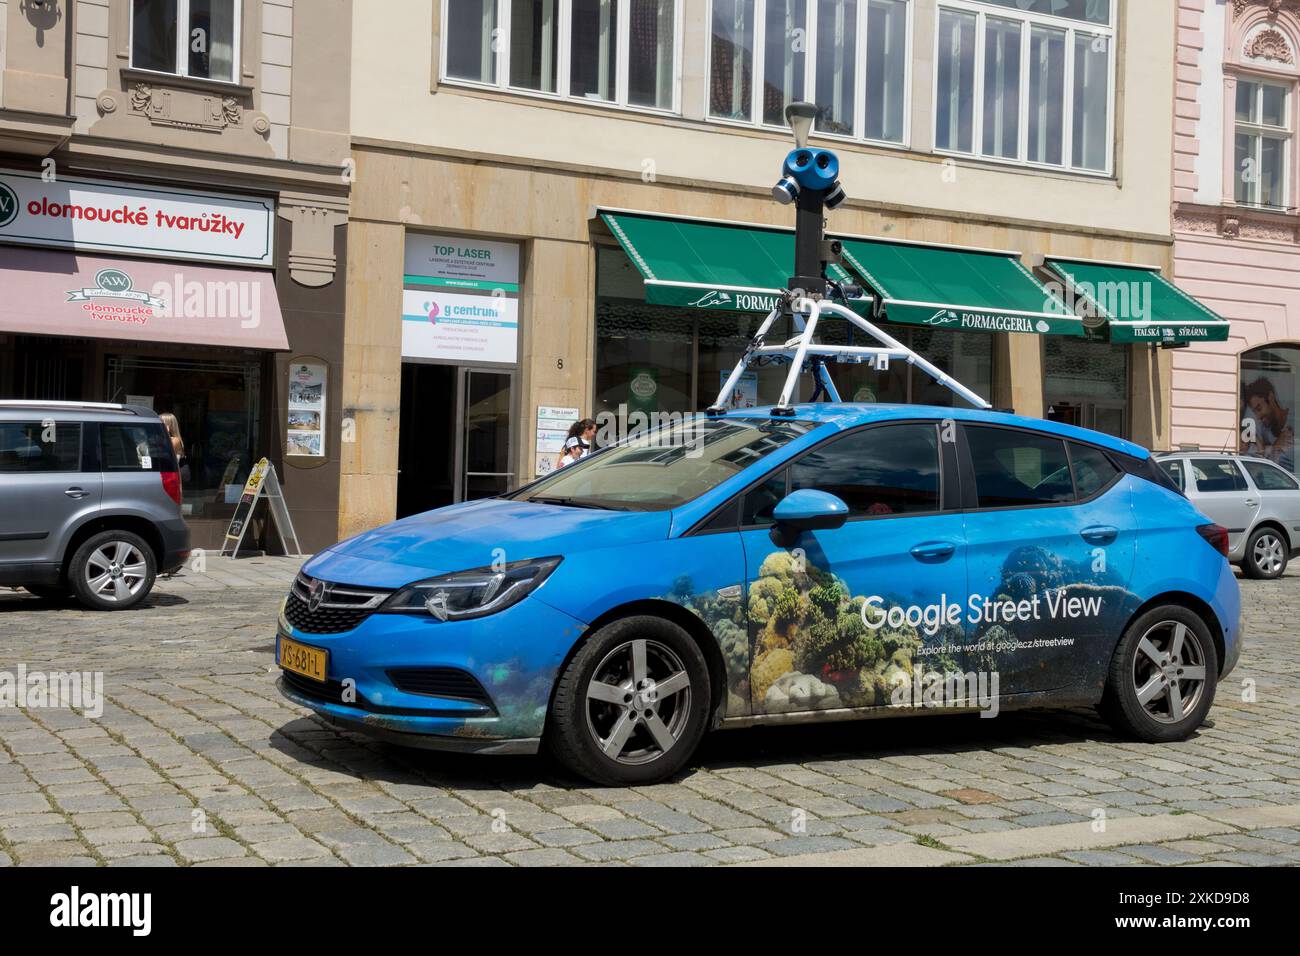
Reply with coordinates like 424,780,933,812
0,168,274,266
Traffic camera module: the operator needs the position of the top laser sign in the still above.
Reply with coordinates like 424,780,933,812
0,168,274,267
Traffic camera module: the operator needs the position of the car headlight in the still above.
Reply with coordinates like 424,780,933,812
380,557,562,621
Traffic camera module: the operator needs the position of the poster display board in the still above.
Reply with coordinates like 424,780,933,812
286,362,326,458
535,405,581,477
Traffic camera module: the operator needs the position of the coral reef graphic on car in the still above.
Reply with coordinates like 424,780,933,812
665,543,1138,718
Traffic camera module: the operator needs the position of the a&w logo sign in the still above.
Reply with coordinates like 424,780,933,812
0,182,18,228
66,268,165,308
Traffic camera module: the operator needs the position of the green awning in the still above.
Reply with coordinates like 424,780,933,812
1043,258,1230,343
598,210,865,315
837,237,1083,336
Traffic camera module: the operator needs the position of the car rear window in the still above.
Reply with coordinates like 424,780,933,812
1190,458,1247,493
0,421,81,473
967,426,1074,508
100,422,175,472
1243,459,1299,491
1069,442,1121,499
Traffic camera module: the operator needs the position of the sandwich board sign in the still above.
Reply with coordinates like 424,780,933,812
220,457,302,558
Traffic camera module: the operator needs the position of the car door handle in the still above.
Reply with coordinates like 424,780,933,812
64,487,88,499
910,541,956,561
1244,499,1259,507
1080,525,1118,545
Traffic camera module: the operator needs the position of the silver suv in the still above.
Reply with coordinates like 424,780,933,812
1155,450,1300,579
0,401,190,609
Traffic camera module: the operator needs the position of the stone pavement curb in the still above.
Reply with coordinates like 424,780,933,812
944,813,1235,861
733,841,972,867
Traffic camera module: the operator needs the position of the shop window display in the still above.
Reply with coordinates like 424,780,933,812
106,355,260,517
1240,344,1298,474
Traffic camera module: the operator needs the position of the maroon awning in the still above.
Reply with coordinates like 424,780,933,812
0,246,289,349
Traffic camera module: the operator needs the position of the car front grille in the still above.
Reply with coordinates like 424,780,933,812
387,667,495,708
282,573,392,634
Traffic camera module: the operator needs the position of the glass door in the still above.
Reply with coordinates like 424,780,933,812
457,368,515,500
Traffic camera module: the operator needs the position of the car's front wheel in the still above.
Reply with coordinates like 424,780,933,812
68,530,157,611
1244,526,1288,579
547,615,711,785
1100,605,1217,742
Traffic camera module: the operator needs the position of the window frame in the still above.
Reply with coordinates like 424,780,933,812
687,418,959,535
957,421,1116,513
439,0,684,117
0,421,84,475
128,0,244,84
932,0,1116,177
1233,76,1292,210
1242,456,1300,491
1188,457,1249,495
704,0,914,148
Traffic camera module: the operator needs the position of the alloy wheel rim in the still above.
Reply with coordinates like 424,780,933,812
584,638,692,766
1131,620,1208,724
85,541,148,602
1253,534,1284,575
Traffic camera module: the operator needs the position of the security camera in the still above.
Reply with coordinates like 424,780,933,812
824,181,846,210
772,177,800,204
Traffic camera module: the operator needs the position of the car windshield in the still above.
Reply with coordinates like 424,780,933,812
515,417,818,511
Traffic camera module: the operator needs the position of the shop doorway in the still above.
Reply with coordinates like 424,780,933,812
397,363,514,518
1046,399,1128,438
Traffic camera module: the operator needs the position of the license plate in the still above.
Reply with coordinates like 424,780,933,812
279,635,328,682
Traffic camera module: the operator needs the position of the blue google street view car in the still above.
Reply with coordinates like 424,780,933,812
276,403,1242,785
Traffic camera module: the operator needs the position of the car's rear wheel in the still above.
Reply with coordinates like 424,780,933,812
1244,526,1288,579
547,615,710,785
1100,605,1217,742
68,531,157,611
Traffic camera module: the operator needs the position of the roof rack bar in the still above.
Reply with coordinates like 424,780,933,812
0,400,141,413
709,295,991,413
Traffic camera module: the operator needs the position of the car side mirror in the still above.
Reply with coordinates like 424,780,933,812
769,489,849,548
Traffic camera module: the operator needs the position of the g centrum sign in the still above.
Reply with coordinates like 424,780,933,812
0,168,274,266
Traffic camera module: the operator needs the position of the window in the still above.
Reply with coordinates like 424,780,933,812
100,423,174,473
443,0,680,113
1243,459,1300,491
790,422,940,516
1234,79,1290,209
1190,458,1248,494
514,418,815,511
1068,441,1119,499
968,426,1073,508
936,0,1114,173
741,468,790,525
708,0,909,144
0,422,81,473
131,0,239,82
1240,344,1298,474
1159,459,1185,492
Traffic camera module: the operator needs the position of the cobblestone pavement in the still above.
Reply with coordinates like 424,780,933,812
0,556,1297,867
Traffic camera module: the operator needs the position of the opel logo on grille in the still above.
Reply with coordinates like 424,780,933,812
307,578,329,612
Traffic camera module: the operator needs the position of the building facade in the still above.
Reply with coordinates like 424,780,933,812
1173,0,1300,475
0,0,353,550
343,0,1191,538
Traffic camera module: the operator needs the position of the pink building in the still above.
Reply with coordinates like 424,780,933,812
1174,0,1300,472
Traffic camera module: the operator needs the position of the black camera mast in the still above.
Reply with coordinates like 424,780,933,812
708,102,992,417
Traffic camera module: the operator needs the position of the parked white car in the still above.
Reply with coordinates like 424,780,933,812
1155,451,1300,579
